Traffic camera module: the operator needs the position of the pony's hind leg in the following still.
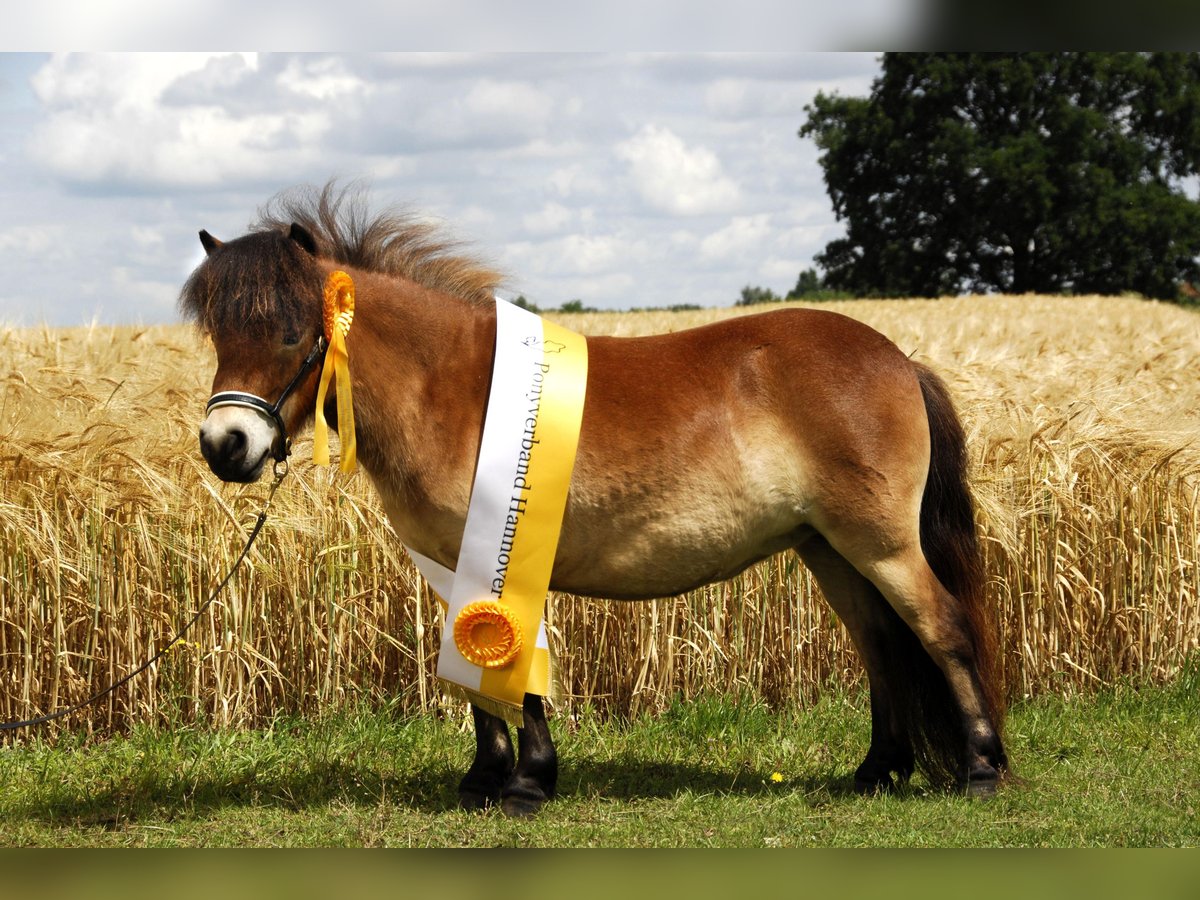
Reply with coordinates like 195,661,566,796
458,704,515,810
856,541,1008,791
793,357,1006,792
806,464,1007,789
796,536,915,792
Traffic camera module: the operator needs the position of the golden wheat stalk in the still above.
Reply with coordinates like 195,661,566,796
1,297,1197,738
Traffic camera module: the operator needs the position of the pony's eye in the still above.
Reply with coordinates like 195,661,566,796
281,332,302,348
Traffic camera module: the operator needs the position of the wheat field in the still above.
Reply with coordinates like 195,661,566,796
2,296,1198,736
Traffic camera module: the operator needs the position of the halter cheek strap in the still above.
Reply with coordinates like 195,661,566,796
205,335,327,462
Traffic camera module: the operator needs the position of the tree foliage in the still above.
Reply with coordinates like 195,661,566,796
559,299,598,313
736,285,781,306
800,53,1200,299
787,268,824,298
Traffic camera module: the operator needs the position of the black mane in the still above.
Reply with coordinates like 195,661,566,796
179,229,322,336
180,181,505,334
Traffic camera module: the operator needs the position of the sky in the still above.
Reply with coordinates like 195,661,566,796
0,52,883,327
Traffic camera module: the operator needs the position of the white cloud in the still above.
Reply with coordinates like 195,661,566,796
615,124,740,216
556,271,636,300
702,64,878,120
522,202,574,235
546,163,606,199
704,78,818,119
34,105,331,188
464,79,553,125
130,225,164,249
453,204,499,231
556,233,626,273
760,257,805,285
505,232,643,278
700,214,773,260
111,265,177,316
28,53,333,190
278,56,366,101
405,78,556,149
0,224,63,256
0,52,885,325
31,53,237,108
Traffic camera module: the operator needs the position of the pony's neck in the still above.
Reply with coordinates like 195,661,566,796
338,265,496,566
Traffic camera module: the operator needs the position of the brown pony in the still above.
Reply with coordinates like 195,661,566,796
182,183,1007,816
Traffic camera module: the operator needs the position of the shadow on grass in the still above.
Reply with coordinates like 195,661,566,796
13,758,459,826
558,755,865,804
4,689,910,827
10,751,867,828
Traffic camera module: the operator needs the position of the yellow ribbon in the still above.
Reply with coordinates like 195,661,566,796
313,270,356,472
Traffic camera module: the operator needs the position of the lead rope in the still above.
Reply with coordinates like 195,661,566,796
0,460,289,733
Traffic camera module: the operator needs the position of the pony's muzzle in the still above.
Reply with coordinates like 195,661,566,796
199,406,281,483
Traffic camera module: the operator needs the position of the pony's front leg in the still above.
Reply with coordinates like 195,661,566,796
500,693,558,818
458,704,515,810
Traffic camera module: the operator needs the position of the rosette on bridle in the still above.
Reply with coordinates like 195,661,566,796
313,271,357,472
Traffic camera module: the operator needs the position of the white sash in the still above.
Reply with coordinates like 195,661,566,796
405,298,587,722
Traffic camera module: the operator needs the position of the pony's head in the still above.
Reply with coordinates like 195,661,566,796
182,182,506,483
182,223,326,482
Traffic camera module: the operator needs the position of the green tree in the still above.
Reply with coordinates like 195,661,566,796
559,299,596,313
736,285,781,306
800,53,1200,300
786,268,824,299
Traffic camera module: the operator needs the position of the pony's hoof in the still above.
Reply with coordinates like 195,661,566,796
852,757,909,795
458,789,500,812
959,761,1004,798
853,774,896,796
458,765,511,812
960,776,999,798
500,795,545,818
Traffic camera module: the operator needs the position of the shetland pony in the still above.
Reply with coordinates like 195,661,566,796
183,184,1007,816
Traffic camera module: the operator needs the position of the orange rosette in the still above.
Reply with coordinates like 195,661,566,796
313,270,357,471
453,601,522,669
322,270,355,341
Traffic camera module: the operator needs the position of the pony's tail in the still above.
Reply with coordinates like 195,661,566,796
904,362,1005,783
865,363,1006,787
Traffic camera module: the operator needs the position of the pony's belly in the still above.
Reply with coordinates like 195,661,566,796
376,480,809,601
551,530,810,600
551,496,812,600
550,432,812,599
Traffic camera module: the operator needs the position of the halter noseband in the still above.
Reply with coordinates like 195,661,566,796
205,336,327,462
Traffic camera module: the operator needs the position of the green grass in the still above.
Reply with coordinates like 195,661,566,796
1,671,1197,847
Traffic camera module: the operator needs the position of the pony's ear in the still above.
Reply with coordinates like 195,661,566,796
199,230,223,255
288,222,318,256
